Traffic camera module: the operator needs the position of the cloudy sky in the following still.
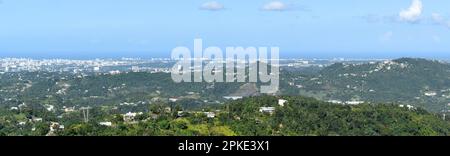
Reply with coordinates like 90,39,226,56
0,0,449,58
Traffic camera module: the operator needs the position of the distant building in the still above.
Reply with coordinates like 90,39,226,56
18,103,27,108
45,105,55,111
424,91,437,97
99,122,113,127
223,96,243,100
204,112,216,118
259,107,275,114
131,66,140,72
169,98,178,102
123,112,138,122
400,105,416,110
63,106,76,113
93,66,100,72
278,99,288,107
346,101,364,105
32,117,43,122
109,70,121,75
177,111,185,117
328,100,343,104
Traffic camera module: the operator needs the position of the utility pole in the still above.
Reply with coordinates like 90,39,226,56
444,103,450,120
80,107,91,123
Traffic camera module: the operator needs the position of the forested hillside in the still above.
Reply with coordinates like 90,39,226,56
282,58,450,112
2,96,448,136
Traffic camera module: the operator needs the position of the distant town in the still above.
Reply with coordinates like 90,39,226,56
0,57,402,74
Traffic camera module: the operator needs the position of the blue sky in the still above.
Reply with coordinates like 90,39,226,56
0,0,449,59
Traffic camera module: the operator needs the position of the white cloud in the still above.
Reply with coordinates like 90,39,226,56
399,0,423,23
431,13,450,28
262,1,289,11
200,1,225,11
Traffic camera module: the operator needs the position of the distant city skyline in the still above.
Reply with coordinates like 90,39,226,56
0,0,449,59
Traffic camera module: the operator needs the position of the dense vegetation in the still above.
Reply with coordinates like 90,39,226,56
1,96,448,136
225,96,449,136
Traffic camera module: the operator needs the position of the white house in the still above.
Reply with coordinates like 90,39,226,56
223,96,243,100
346,101,364,105
32,117,43,122
406,105,415,110
204,112,216,118
123,112,137,122
278,99,288,107
93,66,100,72
99,122,113,127
328,100,343,104
400,105,416,110
169,98,178,102
424,91,437,97
63,106,76,113
45,105,55,111
259,107,275,114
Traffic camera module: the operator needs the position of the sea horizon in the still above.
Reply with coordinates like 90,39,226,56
1,51,449,60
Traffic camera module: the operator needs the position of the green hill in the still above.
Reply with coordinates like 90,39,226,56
287,58,450,112
226,96,450,136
